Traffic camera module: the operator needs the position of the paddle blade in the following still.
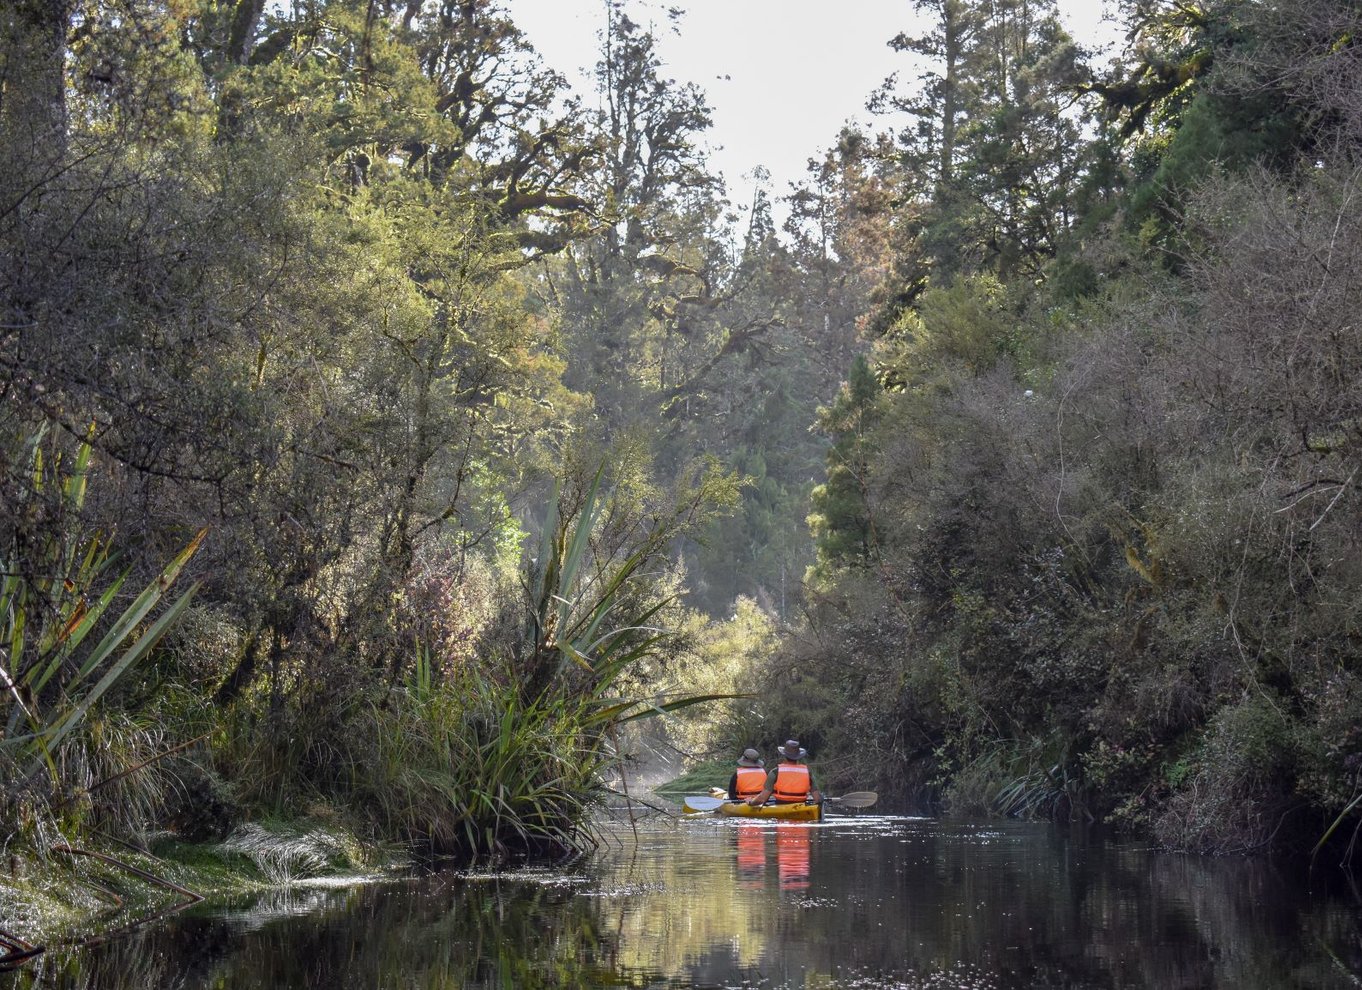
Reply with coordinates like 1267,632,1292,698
682,795,724,812
830,791,877,808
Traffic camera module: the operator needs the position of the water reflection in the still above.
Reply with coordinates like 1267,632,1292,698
736,824,766,889
4,815,1360,989
774,824,811,892
729,822,815,894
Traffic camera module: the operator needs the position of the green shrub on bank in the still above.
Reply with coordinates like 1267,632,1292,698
1152,695,1309,855
206,459,739,863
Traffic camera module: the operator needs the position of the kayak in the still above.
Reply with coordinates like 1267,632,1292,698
680,790,874,816
716,801,822,822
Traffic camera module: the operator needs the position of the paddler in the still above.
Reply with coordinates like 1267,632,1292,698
748,739,821,806
727,748,767,802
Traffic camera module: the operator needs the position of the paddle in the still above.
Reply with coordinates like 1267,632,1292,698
825,790,877,809
681,795,725,812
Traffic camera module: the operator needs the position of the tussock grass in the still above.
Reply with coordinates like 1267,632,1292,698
217,822,365,884
353,669,604,860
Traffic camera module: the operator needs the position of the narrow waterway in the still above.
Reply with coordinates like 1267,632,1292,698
5,812,1360,988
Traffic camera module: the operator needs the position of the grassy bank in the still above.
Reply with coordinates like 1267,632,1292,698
651,760,732,799
0,818,391,951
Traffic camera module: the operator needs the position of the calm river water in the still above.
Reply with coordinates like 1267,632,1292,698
5,812,1360,989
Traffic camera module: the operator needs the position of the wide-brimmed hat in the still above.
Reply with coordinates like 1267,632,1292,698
737,748,764,767
778,739,807,760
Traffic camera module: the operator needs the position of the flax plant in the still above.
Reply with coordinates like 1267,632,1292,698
1,426,204,836
523,460,736,708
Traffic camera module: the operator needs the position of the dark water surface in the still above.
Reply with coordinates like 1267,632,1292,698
5,814,1360,988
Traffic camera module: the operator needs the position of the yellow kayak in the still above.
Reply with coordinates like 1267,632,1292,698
716,801,821,822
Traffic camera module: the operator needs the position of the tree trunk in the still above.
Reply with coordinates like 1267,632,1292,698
939,0,963,185
213,625,262,706
226,0,266,65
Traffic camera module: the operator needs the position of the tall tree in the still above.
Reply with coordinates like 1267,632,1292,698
875,0,1086,283
550,1,723,427
784,127,902,371
871,0,986,191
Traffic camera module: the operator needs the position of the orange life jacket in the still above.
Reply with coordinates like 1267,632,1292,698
733,766,767,800
772,762,810,803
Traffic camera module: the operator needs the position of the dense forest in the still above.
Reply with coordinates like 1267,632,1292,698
2,0,1360,870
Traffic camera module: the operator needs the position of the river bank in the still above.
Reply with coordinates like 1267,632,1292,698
0,818,397,962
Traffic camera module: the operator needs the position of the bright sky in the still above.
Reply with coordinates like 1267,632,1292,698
506,0,1123,214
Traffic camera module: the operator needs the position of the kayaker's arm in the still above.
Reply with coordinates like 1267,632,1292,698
747,768,780,806
748,764,820,805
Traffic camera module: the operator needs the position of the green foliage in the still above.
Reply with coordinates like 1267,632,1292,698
875,0,1088,284
6,0,1362,875
808,356,883,580
1127,93,1302,256
207,452,740,861
939,738,1084,822
880,275,1018,383
1092,0,1316,257
1146,696,1308,854
761,0,1362,863
522,455,739,699
355,669,606,859
661,597,777,759
989,736,1084,821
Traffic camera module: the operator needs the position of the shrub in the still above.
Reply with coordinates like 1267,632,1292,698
1152,695,1300,854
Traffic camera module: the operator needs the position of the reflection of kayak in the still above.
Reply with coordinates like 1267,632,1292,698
717,802,821,822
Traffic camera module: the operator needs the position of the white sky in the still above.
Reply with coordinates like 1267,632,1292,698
506,0,1123,215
